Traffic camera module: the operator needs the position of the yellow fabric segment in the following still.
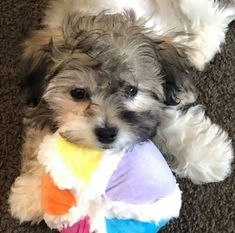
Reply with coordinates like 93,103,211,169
57,135,103,182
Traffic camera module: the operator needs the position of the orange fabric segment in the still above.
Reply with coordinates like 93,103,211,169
42,173,76,215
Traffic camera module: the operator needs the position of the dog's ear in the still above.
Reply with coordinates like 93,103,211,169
20,53,51,107
154,37,194,106
19,29,62,107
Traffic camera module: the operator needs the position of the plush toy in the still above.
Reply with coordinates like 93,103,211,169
38,132,182,233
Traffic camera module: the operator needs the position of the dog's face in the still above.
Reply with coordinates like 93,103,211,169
43,55,163,149
22,12,191,150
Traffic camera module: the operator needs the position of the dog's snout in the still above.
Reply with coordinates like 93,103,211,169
95,127,118,144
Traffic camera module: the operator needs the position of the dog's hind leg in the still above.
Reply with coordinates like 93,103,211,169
154,105,234,184
179,0,235,70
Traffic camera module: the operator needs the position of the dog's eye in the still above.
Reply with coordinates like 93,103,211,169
125,85,138,97
70,88,89,100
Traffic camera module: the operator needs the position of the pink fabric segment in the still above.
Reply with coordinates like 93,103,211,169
60,216,94,233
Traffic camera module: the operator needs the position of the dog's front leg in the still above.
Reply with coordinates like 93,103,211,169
8,128,50,223
154,105,233,184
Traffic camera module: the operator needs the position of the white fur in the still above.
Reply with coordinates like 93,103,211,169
180,0,235,70
44,0,235,70
125,91,162,112
43,0,157,28
105,185,182,223
155,105,234,184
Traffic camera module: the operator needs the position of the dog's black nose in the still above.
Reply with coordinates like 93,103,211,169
95,127,118,144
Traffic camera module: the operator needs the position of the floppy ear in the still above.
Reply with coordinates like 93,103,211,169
20,53,51,107
154,37,195,106
19,28,62,107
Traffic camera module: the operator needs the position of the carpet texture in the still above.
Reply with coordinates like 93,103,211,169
0,1,234,233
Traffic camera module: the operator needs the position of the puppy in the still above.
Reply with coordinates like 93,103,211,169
9,0,234,224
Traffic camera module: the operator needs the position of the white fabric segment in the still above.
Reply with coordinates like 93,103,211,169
38,133,83,190
84,149,124,200
105,184,182,223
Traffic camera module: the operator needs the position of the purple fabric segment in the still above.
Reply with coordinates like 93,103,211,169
105,141,176,204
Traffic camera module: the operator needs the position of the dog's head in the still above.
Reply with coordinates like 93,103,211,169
21,12,193,150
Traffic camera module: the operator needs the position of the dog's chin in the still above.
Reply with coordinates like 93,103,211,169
100,144,114,150
99,140,133,151
100,133,157,151
98,140,126,151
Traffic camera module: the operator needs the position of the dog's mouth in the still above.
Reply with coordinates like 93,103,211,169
100,144,114,150
59,127,157,152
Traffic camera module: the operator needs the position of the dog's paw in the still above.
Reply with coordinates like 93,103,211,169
156,106,234,184
173,108,234,184
8,175,43,223
173,126,234,184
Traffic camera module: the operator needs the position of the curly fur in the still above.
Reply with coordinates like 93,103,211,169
9,0,234,224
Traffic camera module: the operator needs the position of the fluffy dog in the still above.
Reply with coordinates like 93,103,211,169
9,0,235,224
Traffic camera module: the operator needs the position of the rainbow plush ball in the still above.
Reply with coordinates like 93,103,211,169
38,133,182,233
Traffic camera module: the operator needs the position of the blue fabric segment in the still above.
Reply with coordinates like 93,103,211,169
105,218,168,233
